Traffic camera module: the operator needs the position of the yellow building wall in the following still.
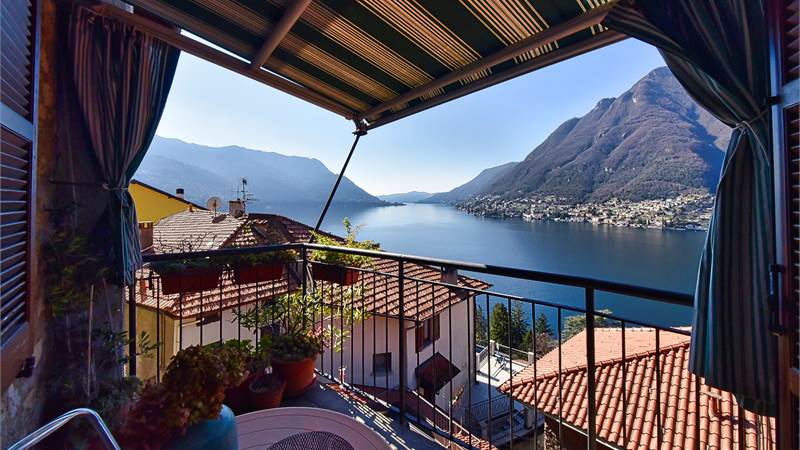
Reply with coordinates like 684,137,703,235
130,182,194,223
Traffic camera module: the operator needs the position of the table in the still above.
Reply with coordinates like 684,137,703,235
236,407,390,450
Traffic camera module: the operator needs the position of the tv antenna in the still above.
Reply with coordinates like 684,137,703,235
206,196,222,215
236,178,257,211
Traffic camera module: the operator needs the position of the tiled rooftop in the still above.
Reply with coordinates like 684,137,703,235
500,329,775,449
137,210,490,321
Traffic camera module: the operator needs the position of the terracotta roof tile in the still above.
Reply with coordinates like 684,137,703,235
500,330,775,449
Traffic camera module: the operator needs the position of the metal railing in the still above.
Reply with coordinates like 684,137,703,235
126,242,770,450
8,408,120,450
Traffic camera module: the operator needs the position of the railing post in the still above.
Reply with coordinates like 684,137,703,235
397,259,406,426
585,288,597,449
128,282,136,377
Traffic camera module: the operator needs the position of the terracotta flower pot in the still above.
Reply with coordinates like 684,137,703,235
159,268,222,295
248,374,286,410
232,263,285,285
271,357,317,398
224,373,257,415
311,262,360,286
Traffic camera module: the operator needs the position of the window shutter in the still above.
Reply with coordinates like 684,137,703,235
415,325,424,352
1,0,38,388
432,315,440,341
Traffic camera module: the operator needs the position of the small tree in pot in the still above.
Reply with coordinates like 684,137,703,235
150,258,225,295
235,288,367,398
310,218,377,285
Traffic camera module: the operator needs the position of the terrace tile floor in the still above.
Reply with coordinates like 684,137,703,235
282,378,442,450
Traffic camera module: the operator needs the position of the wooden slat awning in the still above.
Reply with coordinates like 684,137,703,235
123,0,625,129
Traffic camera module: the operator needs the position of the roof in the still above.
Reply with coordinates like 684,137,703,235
131,179,206,211
416,352,460,393
138,210,490,320
115,0,625,129
500,329,775,450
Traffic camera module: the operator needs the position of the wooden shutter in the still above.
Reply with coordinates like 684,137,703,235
1,0,38,390
415,325,424,352
432,314,440,341
769,0,799,447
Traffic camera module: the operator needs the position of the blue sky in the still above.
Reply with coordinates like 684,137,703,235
155,39,665,196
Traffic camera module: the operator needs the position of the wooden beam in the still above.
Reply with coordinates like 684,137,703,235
249,0,311,71
95,4,355,119
356,1,617,122
367,30,626,130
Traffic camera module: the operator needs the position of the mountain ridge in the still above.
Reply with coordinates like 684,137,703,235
135,136,387,208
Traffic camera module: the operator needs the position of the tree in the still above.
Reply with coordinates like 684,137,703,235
490,304,510,347
509,302,529,350
475,304,488,346
561,309,613,341
524,313,555,358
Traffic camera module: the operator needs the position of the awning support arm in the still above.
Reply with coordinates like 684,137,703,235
249,0,311,70
314,122,368,233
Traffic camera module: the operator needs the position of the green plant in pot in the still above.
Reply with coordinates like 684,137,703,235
235,289,367,398
246,338,287,410
224,249,297,285
310,218,377,285
150,257,225,295
119,344,246,450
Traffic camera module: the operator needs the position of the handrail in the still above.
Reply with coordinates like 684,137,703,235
140,242,694,307
8,408,121,450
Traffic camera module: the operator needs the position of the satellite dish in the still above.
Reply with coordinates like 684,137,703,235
206,196,222,213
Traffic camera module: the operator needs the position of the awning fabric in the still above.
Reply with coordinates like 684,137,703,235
416,352,460,393
126,0,623,128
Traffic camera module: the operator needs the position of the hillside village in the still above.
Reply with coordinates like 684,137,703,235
458,193,714,230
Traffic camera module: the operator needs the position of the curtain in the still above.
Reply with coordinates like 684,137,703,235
69,6,180,285
604,1,775,415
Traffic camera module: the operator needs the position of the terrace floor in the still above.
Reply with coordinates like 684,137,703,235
282,377,442,450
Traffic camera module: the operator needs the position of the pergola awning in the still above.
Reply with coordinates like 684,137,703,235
114,0,625,129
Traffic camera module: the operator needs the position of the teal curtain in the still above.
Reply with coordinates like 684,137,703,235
70,6,180,285
604,1,775,415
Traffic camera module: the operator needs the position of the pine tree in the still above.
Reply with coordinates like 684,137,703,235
509,302,529,350
489,303,510,347
524,312,555,358
475,304,488,346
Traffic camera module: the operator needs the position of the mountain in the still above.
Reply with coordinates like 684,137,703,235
377,191,433,203
482,67,728,203
134,136,386,207
423,162,518,204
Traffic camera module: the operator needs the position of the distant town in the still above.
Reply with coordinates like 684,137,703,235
457,193,714,231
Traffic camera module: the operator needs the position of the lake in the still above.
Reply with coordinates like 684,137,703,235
257,202,704,329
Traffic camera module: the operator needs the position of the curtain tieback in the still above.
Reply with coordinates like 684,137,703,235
101,183,129,192
734,108,769,152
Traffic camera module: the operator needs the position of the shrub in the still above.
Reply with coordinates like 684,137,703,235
310,218,377,268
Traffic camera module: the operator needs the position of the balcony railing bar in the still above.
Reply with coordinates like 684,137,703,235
485,293,493,450
507,295,514,450
558,307,563,450
141,243,693,307
532,300,539,450
621,319,627,448
585,287,597,450
656,328,662,448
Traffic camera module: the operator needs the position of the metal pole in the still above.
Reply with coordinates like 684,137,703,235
585,288,597,449
314,127,366,233
398,260,407,425
128,282,136,376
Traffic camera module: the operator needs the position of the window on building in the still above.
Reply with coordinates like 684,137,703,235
373,352,392,375
415,314,440,352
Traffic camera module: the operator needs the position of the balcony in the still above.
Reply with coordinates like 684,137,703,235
126,241,776,449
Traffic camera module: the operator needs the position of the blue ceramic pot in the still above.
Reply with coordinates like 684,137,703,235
165,405,238,450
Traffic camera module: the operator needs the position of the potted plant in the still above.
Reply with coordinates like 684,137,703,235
150,258,224,295
234,289,367,399
248,371,286,410
214,340,258,415
310,218,377,286
119,344,246,449
225,249,296,285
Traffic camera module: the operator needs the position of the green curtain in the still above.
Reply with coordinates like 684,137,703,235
604,0,775,415
69,6,180,285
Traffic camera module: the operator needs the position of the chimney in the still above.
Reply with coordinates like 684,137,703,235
175,188,185,199
229,200,245,218
139,221,154,252
441,267,458,285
